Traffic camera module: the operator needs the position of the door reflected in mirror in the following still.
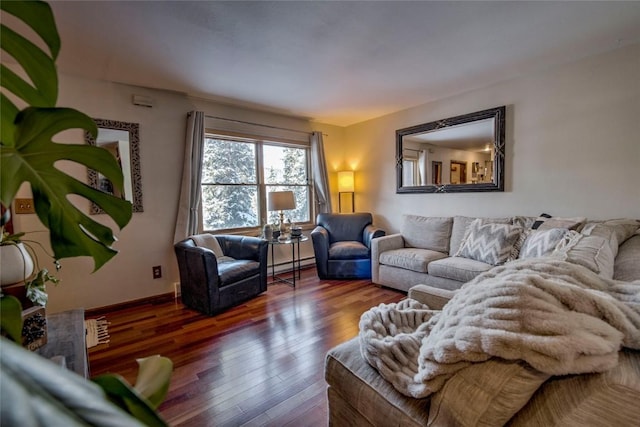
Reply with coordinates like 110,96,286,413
396,106,505,193
86,119,143,213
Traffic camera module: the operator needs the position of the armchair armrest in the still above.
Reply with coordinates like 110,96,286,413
371,233,405,284
362,225,386,248
311,226,330,278
408,284,456,310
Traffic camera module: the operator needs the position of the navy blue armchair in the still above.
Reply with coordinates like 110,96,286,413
311,213,385,279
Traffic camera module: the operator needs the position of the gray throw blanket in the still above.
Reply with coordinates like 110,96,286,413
359,258,640,398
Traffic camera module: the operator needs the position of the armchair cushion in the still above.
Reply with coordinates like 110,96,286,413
329,241,369,260
218,259,261,286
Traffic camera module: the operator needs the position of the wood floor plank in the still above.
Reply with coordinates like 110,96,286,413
88,267,405,426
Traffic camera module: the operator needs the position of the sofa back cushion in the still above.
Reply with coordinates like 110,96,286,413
532,213,586,231
614,234,640,281
449,216,512,255
581,219,640,247
401,215,452,253
552,232,615,279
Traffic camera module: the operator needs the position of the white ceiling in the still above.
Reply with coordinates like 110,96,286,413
49,1,640,127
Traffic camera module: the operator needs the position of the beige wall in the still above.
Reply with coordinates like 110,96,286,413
346,44,640,233
12,74,344,313
12,44,638,312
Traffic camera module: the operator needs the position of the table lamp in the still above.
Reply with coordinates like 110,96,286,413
267,191,296,235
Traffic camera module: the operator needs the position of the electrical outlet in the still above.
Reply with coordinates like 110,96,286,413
152,265,162,279
14,198,36,214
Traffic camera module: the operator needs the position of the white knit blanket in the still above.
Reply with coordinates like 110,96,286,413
359,258,640,398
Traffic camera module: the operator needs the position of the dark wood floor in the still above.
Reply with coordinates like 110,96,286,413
88,267,405,426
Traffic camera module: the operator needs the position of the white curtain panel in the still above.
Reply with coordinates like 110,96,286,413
310,131,332,215
173,111,205,243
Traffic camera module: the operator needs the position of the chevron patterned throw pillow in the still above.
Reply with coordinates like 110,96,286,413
519,228,569,259
456,220,523,265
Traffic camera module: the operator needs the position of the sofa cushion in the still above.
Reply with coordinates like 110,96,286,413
379,248,447,273
518,228,568,259
532,213,586,231
509,349,640,426
614,234,640,281
580,223,620,258
553,232,615,279
581,219,640,246
428,359,550,427
329,241,369,260
427,257,493,283
401,215,453,253
449,216,512,255
511,216,537,229
326,338,430,427
456,220,523,266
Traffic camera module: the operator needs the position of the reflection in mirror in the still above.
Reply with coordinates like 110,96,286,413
396,106,505,193
86,119,143,213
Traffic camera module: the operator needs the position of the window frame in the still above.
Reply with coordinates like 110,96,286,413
201,132,314,234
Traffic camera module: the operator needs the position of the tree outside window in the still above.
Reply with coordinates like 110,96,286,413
201,136,311,231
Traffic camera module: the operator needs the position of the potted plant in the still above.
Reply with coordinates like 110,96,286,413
1,1,171,425
1,229,60,305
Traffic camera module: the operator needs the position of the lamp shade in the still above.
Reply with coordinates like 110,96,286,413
338,171,355,192
267,191,295,211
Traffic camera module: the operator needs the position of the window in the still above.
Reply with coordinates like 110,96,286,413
201,135,311,232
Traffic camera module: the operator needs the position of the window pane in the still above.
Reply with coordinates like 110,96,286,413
202,138,256,184
202,185,259,230
263,145,307,185
265,185,309,225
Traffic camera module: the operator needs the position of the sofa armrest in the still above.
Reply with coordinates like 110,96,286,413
363,225,386,248
408,284,456,310
311,226,330,278
371,233,405,284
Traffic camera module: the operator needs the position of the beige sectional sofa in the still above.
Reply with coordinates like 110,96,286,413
327,215,640,426
372,214,636,292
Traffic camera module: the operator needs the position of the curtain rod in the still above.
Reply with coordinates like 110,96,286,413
199,113,315,136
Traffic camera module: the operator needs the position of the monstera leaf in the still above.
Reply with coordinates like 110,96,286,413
1,108,132,270
1,0,132,270
92,355,173,427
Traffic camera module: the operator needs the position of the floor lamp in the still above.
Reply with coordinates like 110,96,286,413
338,171,355,213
